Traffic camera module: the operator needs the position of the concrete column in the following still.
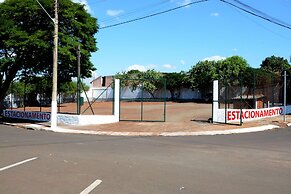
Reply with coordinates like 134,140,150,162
213,80,219,123
114,79,120,120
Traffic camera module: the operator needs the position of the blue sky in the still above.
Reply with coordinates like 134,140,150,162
0,0,289,77
79,0,290,77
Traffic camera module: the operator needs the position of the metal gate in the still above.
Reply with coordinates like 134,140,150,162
119,78,166,122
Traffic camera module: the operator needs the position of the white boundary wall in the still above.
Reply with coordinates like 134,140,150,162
3,79,121,126
212,80,291,123
57,79,120,125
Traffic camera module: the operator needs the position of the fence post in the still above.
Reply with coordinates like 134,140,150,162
163,78,167,122
224,82,227,124
240,76,243,126
141,81,144,121
272,75,274,107
253,71,256,109
283,70,287,122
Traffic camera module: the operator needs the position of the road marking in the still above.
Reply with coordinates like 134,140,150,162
0,157,38,172
80,179,102,194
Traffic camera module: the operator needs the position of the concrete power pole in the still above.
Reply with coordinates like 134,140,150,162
77,45,81,115
51,0,58,128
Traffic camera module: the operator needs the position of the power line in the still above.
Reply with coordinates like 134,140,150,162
233,0,291,28
99,0,172,23
100,0,209,30
229,3,291,40
220,0,291,30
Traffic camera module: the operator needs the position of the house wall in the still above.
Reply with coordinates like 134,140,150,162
91,76,113,88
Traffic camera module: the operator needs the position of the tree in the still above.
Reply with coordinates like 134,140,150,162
188,56,249,97
59,81,89,101
260,55,290,74
242,67,275,87
115,70,144,91
141,69,163,98
0,0,98,109
217,56,249,83
115,69,163,98
163,72,188,100
188,60,218,97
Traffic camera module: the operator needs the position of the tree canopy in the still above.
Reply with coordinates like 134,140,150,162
0,0,98,105
188,56,249,96
188,60,218,96
115,69,163,98
163,72,189,100
260,55,290,74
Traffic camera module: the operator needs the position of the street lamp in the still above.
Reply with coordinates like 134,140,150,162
36,0,58,128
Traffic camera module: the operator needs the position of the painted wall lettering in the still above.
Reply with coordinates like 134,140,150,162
3,110,51,122
227,107,283,122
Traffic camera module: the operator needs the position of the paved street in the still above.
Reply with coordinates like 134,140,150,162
0,124,291,194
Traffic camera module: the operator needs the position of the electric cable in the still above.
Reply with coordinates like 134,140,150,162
100,0,208,30
99,0,172,23
220,0,291,30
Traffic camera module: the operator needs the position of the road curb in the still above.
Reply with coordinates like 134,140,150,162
3,122,285,136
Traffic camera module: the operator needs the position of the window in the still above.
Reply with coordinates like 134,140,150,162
102,76,106,87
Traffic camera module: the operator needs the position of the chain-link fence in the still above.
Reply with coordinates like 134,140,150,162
119,78,166,122
1,79,114,116
81,82,114,115
217,71,290,125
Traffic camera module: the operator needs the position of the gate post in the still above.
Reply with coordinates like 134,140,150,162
212,80,219,123
114,79,120,120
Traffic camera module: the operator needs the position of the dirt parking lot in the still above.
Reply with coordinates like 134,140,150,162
9,101,291,133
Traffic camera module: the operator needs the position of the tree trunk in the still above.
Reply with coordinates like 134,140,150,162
0,63,20,114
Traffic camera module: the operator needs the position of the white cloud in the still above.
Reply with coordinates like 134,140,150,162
180,59,185,65
106,9,124,17
126,64,147,72
163,64,176,69
202,56,226,62
180,0,192,7
72,0,92,13
0,0,4,3
100,22,107,28
210,12,219,17
126,64,157,72
233,48,238,52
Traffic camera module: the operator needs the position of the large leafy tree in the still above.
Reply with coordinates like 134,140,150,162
0,0,98,108
217,56,249,83
115,69,163,98
188,56,249,97
260,55,290,74
163,71,189,100
188,60,218,97
59,81,89,101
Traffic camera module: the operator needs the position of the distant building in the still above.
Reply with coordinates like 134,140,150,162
81,75,114,101
91,75,114,88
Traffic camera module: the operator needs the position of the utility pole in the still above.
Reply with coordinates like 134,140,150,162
77,45,81,115
51,0,58,128
35,0,58,128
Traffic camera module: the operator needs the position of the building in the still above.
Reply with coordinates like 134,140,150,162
91,75,114,88
81,76,114,102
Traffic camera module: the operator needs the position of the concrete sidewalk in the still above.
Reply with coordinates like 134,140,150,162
3,115,291,136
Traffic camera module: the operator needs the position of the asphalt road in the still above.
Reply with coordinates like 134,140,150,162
0,124,291,194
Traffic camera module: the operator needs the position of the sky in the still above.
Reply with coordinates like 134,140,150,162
79,0,291,78
1,0,291,79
